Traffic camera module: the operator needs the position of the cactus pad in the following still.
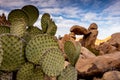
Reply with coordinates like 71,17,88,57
64,41,80,66
8,9,28,37
0,41,3,67
41,13,50,33
57,65,77,80
17,63,44,80
22,5,39,26
17,63,34,80
0,34,25,71
26,34,59,65
41,48,64,76
0,26,10,35
23,26,43,42
31,66,44,80
46,19,57,36
26,26,43,38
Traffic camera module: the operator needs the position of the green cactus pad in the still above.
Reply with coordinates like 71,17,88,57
8,9,28,37
17,63,44,80
17,63,33,80
26,26,43,38
0,41,3,67
31,66,44,80
0,34,25,71
41,13,50,33
0,26,10,35
57,65,77,80
22,5,39,26
41,48,64,77
64,41,80,66
46,19,57,36
23,26,43,42
26,34,59,65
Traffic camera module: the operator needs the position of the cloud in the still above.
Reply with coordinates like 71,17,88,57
0,0,26,9
39,6,83,18
103,0,120,12
0,10,9,17
0,0,120,39
81,12,97,21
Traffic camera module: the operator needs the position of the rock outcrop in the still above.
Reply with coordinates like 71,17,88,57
97,32,120,55
76,52,120,79
0,13,11,26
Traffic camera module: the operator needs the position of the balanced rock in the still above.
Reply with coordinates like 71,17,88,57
70,25,90,35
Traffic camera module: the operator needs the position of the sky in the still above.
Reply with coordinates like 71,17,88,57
0,0,120,39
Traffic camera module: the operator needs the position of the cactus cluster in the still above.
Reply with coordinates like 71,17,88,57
0,5,81,80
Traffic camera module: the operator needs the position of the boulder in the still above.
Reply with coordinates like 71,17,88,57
80,47,96,59
97,42,117,54
108,32,120,51
102,71,120,80
76,52,120,78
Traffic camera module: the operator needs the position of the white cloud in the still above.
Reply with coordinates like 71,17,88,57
40,6,83,18
0,10,8,15
0,0,25,8
81,12,97,21
0,0,120,39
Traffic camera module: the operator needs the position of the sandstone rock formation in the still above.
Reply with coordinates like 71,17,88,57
80,47,96,59
76,52,120,79
102,71,120,80
70,23,98,49
97,32,120,55
70,25,90,35
108,32,120,51
0,13,11,26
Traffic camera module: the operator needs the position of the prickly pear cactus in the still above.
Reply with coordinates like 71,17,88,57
17,63,33,80
0,41,3,67
22,5,39,26
0,26,10,35
46,19,57,36
41,13,50,33
64,41,81,66
8,9,28,37
23,26,43,42
31,66,44,80
26,34,59,65
0,34,25,71
26,26,43,38
57,65,77,80
17,62,44,80
41,48,64,76
0,4,80,80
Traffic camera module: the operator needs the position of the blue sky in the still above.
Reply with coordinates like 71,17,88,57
0,0,120,39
